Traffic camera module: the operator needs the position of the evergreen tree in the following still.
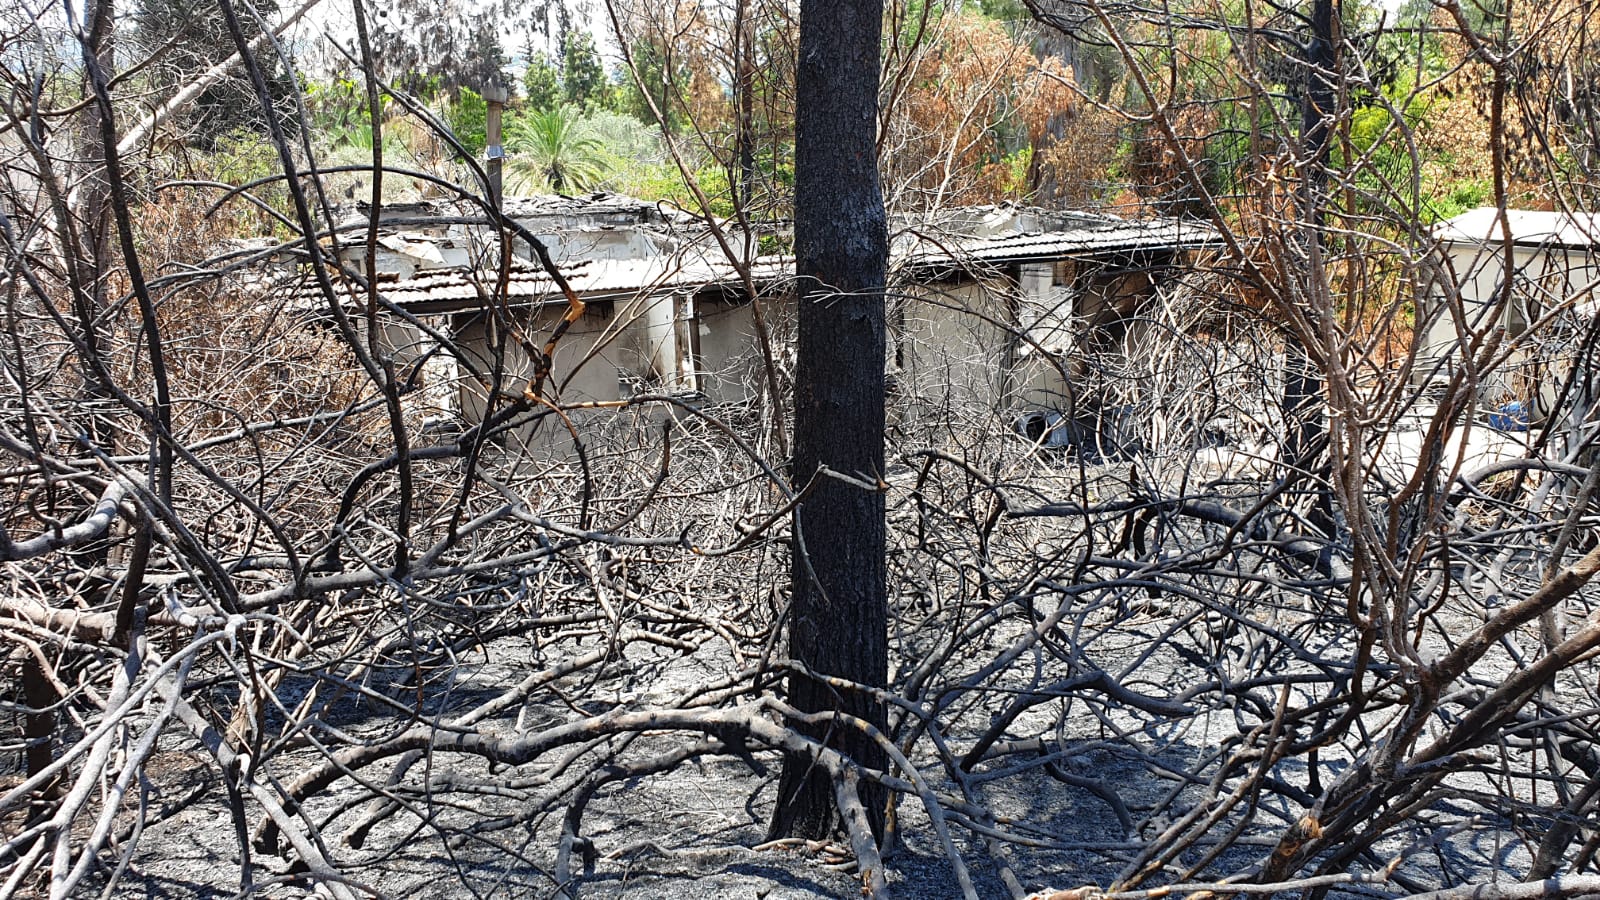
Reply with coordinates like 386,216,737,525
523,51,562,113
447,88,488,156
561,31,613,112
619,36,687,134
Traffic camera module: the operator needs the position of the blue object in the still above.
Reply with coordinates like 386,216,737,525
1488,401,1530,432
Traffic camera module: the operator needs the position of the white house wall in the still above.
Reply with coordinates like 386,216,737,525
517,226,660,265
335,198,1212,453
1420,241,1600,408
299,312,460,426
896,280,1052,428
642,291,681,388
453,302,658,453
693,296,783,406
374,318,459,421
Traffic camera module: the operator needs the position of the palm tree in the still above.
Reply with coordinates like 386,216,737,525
505,105,609,194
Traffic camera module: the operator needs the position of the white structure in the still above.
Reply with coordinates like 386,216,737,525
305,193,786,449
890,206,1220,428
305,194,1219,451
1419,207,1600,412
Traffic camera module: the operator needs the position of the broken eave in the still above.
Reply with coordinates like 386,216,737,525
894,215,1224,281
296,255,793,318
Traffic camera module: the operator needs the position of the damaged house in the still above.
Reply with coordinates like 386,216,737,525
307,193,1219,451
310,193,781,446
891,206,1220,447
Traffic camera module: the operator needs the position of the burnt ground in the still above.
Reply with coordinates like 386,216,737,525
86,587,1551,900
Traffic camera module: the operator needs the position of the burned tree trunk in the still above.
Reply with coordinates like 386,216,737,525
1283,0,1336,481
770,0,890,843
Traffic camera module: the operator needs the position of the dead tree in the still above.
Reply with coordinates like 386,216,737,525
770,0,892,845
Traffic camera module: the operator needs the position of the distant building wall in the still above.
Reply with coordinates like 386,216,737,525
889,264,1168,437
519,227,662,265
0,131,42,224
895,278,1018,433
694,294,794,407
1420,240,1600,411
331,196,1215,454
450,299,659,451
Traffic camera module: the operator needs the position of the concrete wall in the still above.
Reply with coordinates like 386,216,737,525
411,257,1171,452
516,227,663,265
890,266,1163,433
449,297,662,452
896,278,1020,429
0,131,42,224
372,318,460,421
694,295,793,406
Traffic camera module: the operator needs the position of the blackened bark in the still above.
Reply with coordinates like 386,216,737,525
22,655,63,822
1300,0,1336,191
75,0,117,438
1284,0,1336,523
770,0,890,843
733,0,756,209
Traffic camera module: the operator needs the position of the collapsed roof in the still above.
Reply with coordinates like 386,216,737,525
298,194,1221,314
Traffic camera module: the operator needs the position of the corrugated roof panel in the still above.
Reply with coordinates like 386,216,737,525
299,208,1213,315
296,254,793,314
898,216,1221,267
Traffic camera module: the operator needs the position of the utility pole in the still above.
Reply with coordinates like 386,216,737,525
483,80,508,210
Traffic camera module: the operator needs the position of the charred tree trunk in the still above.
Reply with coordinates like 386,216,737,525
21,654,64,822
1284,0,1337,526
23,0,120,824
1285,0,1336,456
732,0,757,210
74,0,116,431
770,0,890,844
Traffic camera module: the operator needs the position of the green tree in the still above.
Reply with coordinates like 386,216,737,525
561,31,614,112
505,105,609,192
447,87,488,156
367,13,510,96
523,51,562,113
619,35,689,135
